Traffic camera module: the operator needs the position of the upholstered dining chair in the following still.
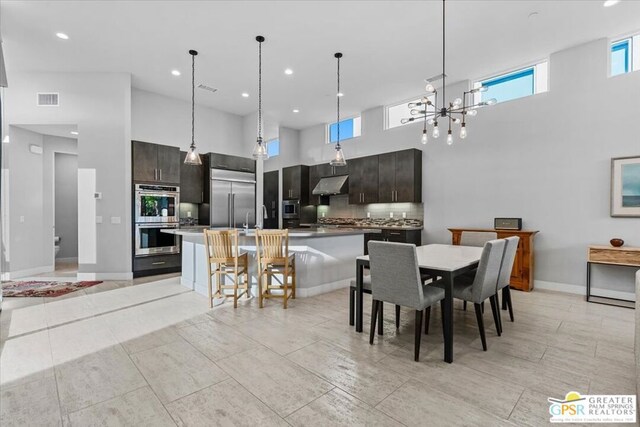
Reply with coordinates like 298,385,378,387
460,231,498,311
368,241,445,361
497,236,520,324
255,229,296,309
431,239,506,351
203,229,249,309
460,231,498,247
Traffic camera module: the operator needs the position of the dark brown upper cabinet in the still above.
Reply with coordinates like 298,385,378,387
263,170,279,229
132,140,180,184
209,153,256,173
282,165,309,204
180,151,205,203
348,155,379,204
378,149,422,203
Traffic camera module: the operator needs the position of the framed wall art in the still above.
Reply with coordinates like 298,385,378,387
611,155,640,217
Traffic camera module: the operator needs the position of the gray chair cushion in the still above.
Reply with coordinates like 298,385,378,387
460,231,498,247
429,239,505,304
497,236,519,291
368,241,445,310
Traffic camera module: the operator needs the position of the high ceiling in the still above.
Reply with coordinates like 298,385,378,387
3,1,640,129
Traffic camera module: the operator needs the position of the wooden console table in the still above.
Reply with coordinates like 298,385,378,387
587,245,640,308
449,228,538,292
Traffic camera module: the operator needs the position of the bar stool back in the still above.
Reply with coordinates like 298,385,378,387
204,229,249,308
255,229,296,308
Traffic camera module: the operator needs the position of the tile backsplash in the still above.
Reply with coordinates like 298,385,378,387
316,195,423,220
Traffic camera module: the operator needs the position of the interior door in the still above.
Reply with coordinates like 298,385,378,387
232,181,256,228
211,180,232,227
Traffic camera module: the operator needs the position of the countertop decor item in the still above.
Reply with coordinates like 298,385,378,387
184,49,202,165
401,0,495,145
330,52,347,167
610,238,625,247
611,155,640,217
252,36,269,160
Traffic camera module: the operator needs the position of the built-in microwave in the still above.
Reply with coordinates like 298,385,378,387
135,184,180,223
135,223,180,257
282,200,300,219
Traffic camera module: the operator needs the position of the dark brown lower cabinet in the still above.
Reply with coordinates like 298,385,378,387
364,229,422,254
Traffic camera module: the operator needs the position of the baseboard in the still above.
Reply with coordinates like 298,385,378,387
56,257,78,263
77,272,133,281
2,265,55,280
296,279,351,298
181,276,195,290
534,279,635,301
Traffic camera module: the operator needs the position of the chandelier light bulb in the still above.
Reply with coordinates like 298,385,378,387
452,117,461,124
446,131,453,146
453,98,462,106
479,86,488,93
427,118,435,125
408,102,418,108
425,83,435,93
410,109,423,116
421,129,428,145
486,98,497,105
460,124,467,139
467,109,478,117
432,123,440,138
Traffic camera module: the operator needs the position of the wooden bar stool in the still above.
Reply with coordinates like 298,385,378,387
255,229,296,309
204,229,249,309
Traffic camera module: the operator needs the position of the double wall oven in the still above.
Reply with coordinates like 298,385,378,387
134,184,180,257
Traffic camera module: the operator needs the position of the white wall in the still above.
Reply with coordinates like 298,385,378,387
3,126,48,275
43,135,77,266
4,72,132,279
55,152,78,259
299,38,640,295
132,88,246,156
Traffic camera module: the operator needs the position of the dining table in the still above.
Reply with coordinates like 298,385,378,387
354,243,484,363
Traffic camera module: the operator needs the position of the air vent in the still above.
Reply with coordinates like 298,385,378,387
37,92,59,106
197,84,217,93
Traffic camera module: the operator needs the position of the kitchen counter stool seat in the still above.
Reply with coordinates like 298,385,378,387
204,229,250,309
255,229,296,309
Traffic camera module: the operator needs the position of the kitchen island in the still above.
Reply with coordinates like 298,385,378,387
163,227,381,298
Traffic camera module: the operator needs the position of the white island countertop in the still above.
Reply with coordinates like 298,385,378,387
162,227,382,238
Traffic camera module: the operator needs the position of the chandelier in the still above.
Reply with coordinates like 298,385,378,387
402,0,496,145
330,52,346,167
252,35,269,160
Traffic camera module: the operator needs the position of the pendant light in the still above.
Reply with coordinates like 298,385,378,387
401,0,495,145
184,49,202,165
330,52,346,167
252,35,269,160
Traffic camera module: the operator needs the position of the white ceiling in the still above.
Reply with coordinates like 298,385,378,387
13,124,78,139
3,1,640,129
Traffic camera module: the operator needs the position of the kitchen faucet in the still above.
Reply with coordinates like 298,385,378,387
243,211,253,232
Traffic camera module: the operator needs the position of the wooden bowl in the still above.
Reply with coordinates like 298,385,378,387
610,238,624,247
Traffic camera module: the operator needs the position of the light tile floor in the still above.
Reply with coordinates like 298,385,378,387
0,275,635,426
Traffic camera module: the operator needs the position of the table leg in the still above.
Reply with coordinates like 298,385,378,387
356,260,364,333
443,271,454,363
586,262,591,303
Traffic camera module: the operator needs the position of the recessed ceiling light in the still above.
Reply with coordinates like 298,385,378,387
292,109,300,113
70,131,79,135
337,92,344,97
284,68,293,75
56,32,69,40
171,70,181,76
241,92,249,98
603,0,620,6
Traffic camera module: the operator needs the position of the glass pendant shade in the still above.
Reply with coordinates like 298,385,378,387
252,137,269,160
184,145,202,165
330,145,346,167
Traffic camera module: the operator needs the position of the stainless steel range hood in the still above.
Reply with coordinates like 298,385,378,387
312,175,349,196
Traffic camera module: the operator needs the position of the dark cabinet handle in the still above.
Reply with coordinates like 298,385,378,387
389,232,401,236
152,261,166,265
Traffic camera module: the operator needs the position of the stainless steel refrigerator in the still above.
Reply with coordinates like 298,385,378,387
210,169,256,228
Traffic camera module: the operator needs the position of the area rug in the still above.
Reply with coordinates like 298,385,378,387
1,280,103,297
